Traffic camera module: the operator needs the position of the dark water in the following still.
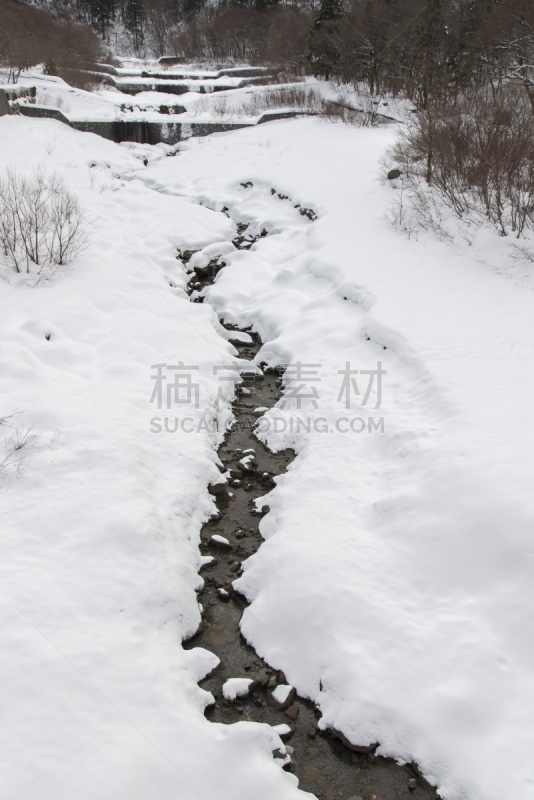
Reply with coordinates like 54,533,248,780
181,231,441,800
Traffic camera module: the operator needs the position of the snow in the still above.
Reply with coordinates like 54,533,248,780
3,71,534,800
272,723,293,738
271,684,293,704
3,64,398,131
222,677,255,701
211,534,231,546
136,118,534,800
0,116,307,800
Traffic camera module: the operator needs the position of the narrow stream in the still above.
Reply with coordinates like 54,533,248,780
181,227,441,800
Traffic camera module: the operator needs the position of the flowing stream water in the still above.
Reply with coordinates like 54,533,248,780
180,229,441,800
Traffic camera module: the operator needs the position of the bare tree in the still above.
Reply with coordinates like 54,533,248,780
498,15,534,113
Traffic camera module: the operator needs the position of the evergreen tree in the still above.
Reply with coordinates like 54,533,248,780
308,0,344,79
124,0,144,52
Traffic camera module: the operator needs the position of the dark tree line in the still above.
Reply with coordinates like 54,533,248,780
74,0,534,101
44,0,313,59
0,0,103,84
7,0,534,95
307,0,534,106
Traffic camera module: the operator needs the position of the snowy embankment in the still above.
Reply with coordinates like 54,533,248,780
3,63,396,129
0,118,305,800
139,120,534,800
2,107,534,800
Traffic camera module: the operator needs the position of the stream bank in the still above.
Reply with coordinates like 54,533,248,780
181,230,441,800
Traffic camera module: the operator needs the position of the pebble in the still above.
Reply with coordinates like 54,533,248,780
285,705,299,720
208,479,227,495
408,778,417,791
268,684,295,710
211,534,233,547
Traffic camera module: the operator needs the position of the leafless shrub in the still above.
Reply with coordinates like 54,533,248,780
388,86,534,238
0,412,48,479
322,99,384,127
509,242,534,263
0,169,88,276
0,426,41,478
238,86,324,116
197,85,381,127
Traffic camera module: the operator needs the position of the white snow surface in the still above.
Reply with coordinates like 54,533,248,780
0,117,305,800
222,678,255,701
137,118,534,800
2,96,534,800
211,534,231,546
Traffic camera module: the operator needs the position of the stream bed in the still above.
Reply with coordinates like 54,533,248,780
182,228,441,800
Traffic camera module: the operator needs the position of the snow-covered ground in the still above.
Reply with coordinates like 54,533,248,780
2,80,534,800
137,120,534,800
0,117,305,800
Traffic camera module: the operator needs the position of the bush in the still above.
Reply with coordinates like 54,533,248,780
238,86,324,116
0,169,88,275
389,87,534,237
